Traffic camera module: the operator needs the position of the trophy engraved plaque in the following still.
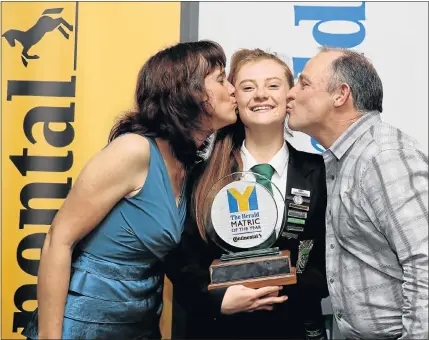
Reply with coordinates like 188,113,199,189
203,172,297,290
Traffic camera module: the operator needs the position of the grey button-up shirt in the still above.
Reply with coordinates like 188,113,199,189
323,111,428,339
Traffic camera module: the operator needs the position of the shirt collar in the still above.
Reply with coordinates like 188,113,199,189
327,111,381,161
241,140,289,177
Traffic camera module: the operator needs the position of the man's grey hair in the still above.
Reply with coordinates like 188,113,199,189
319,46,383,113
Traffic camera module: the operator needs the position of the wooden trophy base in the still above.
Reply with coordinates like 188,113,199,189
208,249,296,290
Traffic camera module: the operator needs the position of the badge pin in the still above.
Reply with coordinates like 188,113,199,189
296,239,314,274
287,217,306,225
293,195,303,205
288,209,308,219
286,225,304,233
289,203,310,212
281,231,299,239
286,195,310,204
291,188,311,198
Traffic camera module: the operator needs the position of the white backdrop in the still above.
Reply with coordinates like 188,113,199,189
197,2,428,337
198,1,428,154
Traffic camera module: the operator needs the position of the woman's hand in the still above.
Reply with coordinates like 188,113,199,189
221,285,288,315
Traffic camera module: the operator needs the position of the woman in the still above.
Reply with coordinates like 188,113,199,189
22,40,238,340
166,49,328,339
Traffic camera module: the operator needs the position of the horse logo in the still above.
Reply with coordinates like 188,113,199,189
2,8,73,67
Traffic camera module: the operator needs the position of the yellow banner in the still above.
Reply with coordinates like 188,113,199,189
1,2,180,338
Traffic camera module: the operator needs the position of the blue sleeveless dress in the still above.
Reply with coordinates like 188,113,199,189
22,136,186,339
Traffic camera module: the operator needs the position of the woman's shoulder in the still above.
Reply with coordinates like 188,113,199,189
110,133,151,150
107,133,152,164
84,134,152,191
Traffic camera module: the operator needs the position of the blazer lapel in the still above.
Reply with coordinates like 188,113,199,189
281,141,316,237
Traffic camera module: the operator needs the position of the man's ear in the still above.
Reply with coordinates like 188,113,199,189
333,83,351,108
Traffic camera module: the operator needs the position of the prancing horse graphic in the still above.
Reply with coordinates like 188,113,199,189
2,8,73,67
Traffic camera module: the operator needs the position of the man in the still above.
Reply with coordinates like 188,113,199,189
286,47,428,339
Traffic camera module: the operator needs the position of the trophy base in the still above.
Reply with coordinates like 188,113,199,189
208,248,297,290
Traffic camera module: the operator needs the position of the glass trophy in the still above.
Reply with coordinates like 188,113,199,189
202,172,297,290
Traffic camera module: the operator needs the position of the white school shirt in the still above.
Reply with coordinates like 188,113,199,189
240,140,289,237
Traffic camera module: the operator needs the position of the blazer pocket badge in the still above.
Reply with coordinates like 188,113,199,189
296,239,314,274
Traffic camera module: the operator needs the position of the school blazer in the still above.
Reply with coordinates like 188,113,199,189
164,141,329,338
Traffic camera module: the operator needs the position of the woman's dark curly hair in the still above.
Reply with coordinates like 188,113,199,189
109,40,226,166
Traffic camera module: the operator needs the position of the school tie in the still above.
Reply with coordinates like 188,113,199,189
251,163,277,249
251,164,275,193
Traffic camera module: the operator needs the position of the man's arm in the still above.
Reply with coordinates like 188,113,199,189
361,147,428,339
